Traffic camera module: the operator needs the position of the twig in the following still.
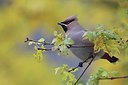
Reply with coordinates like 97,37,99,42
37,48,52,51
24,37,52,45
74,55,95,85
99,76,128,80
70,45,94,48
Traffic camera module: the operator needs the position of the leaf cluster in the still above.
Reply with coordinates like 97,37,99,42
28,38,46,61
55,64,83,85
52,31,74,55
26,31,74,61
83,24,128,56
86,67,119,85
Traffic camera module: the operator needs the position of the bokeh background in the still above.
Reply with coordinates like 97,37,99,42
0,0,128,85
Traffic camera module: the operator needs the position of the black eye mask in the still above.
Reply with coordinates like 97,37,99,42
58,18,76,32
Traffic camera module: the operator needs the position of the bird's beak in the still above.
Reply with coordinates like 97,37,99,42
58,22,68,32
57,22,68,26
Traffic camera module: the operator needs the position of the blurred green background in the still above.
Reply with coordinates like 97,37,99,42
0,0,128,85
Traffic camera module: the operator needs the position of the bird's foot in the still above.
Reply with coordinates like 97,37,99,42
78,62,84,67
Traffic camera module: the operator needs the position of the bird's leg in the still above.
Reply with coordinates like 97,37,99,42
78,57,90,67
78,53,94,67
68,53,94,72
74,54,95,85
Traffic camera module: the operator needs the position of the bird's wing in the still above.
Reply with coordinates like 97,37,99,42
67,30,94,46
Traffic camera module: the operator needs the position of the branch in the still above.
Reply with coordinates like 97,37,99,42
69,44,94,48
24,37,94,48
37,48,52,51
99,76,128,80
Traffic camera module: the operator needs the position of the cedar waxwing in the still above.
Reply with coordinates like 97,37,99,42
58,16,119,63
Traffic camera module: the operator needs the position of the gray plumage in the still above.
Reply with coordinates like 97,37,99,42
58,15,119,63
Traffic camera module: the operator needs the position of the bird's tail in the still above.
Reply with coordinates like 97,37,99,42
101,53,119,63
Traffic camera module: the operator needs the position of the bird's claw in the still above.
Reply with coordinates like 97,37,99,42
78,62,83,67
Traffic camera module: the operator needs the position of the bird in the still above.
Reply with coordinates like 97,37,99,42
58,15,119,63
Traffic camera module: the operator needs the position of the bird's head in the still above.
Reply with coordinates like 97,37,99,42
58,15,78,32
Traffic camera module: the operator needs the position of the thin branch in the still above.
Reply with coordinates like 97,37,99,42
24,37,52,45
68,66,79,72
24,37,94,48
99,76,128,80
74,55,95,85
69,45,94,48
37,48,52,51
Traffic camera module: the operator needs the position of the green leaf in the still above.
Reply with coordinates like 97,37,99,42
64,36,74,45
87,67,120,85
51,38,56,44
78,83,83,85
34,46,38,50
86,31,94,41
55,67,60,75
33,50,43,61
111,71,120,77
28,41,35,45
38,38,45,42
86,75,99,85
98,67,106,73
102,71,109,77
96,24,104,30
54,31,58,36
59,45,69,55
82,31,87,37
